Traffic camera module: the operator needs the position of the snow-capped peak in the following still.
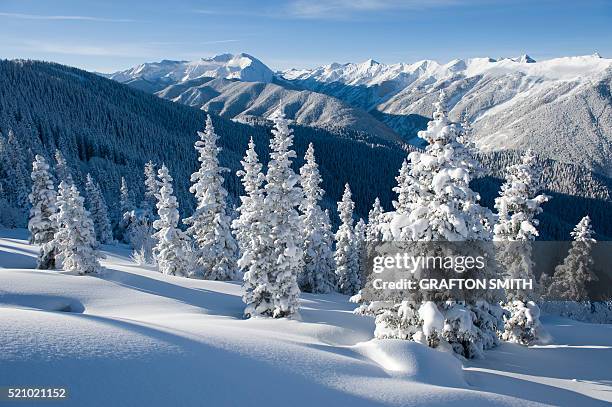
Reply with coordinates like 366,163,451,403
281,54,612,87
110,53,274,84
515,54,536,63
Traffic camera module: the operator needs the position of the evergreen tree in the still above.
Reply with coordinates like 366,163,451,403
0,184,21,228
366,197,384,244
335,183,360,295
392,159,412,214
362,93,500,358
28,155,58,269
120,177,134,215
184,116,238,280
354,218,367,288
494,149,549,345
399,94,492,242
53,182,100,275
0,130,30,210
85,174,113,244
547,216,597,301
153,165,192,276
233,137,265,257
54,150,73,185
234,138,275,316
243,107,303,318
142,161,158,215
298,143,336,293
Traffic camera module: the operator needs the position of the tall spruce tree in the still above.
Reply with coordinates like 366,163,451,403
54,150,73,185
153,165,192,277
85,174,113,244
364,93,500,358
243,107,303,318
366,197,384,244
120,177,134,216
142,161,159,216
28,155,58,269
335,183,360,295
1,130,30,211
235,137,275,316
298,143,336,293
184,116,238,280
392,159,412,214
354,218,367,289
53,182,100,275
547,216,597,301
233,137,265,257
494,149,549,345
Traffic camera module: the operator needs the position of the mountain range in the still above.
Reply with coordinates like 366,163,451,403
0,58,610,240
108,52,612,177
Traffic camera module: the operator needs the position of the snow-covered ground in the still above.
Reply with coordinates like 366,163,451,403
1,228,611,406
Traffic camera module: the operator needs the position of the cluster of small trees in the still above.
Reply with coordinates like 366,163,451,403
28,154,101,274
24,110,367,318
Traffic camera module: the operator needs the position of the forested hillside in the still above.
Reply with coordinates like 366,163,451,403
0,60,404,227
0,59,610,239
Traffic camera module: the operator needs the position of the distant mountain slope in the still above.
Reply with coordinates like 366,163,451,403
108,53,274,84
156,76,401,142
1,59,610,239
283,55,612,177
106,54,402,143
0,59,404,226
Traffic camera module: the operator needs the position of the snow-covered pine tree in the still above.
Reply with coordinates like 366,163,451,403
298,143,336,293
335,183,360,295
546,216,597,301
53,182,100,275
142,161,158,216
85,174,113,244
120,177,134,216
234,137,276,316
494,149,549,345
354,218,367,288
392,159,412,214
243,107,303,318
1,130,30,211
233,137,265,257
0,184,21,228
184,116,238,280
54,150,73,185
364,92,500,358
153,165,192,277
366,197,384,244
262,107,304,316
28,155,58,269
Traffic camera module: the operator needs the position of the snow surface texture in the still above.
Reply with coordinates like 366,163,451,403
1,228,611,406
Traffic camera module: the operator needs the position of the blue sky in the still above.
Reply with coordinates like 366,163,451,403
0,0,610,72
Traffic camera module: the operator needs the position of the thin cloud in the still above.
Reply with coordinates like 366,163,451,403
0,12,134,22
285,0,472,19
14,40,154,57
201,39,241,45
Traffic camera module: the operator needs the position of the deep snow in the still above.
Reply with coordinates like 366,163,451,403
1,228,610,406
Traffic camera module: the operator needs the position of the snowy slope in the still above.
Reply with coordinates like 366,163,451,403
155,76,401,142
283,55,612,176
1,228,611,406
109,53,274,84
108,55,401,143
